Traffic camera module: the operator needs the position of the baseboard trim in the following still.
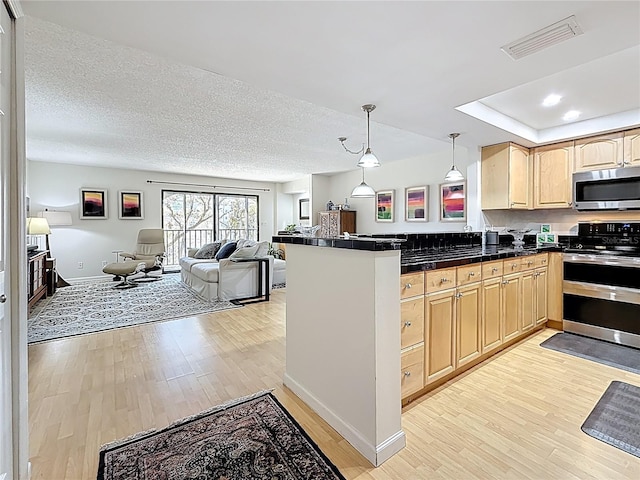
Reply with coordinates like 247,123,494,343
283,373,405,467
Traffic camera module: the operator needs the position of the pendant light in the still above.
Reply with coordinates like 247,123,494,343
338,104,381,168
444,132,464,182
351,167,375,198
357,104,380,168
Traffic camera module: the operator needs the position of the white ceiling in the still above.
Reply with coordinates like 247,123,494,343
21,1,640,183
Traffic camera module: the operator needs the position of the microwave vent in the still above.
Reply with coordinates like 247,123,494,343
501,15,584,60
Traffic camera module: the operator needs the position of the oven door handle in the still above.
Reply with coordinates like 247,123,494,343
564,280,640,306
563,253,640,268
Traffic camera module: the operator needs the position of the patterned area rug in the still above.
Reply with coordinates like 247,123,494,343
581,381,640,458
97,391,345,480
28,274,239,344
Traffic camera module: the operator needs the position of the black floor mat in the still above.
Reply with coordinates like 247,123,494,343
540,332,640,375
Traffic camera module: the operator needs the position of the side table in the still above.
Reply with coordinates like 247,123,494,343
229,257,270,305
46,257,57,296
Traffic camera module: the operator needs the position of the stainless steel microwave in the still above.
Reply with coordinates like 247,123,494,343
573,166,640,211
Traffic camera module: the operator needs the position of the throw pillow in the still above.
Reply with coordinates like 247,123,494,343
193,242,223,259
255,241,270,257
229,243,260,259
215,241,238,260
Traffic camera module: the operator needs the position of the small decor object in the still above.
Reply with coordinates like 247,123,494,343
299,198,310,220
343,197,350,210
375,189,394,222
326,200,334,211
440,182,466,222
97,392,346,480
405,186,428,222
118,191,143,219
80,188,107,219
541,224,551,233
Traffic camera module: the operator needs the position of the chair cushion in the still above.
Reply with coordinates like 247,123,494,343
255,241,270,257
229,243,259,259
193,241,223,259
215,241,237,260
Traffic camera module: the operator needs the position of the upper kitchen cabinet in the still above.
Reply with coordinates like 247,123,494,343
481,143,531,210
574,132,624,172
623,128,640,167
532,141,573,209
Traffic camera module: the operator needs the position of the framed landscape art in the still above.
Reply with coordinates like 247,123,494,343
119,191,144,219
80,188,107,219
440,182,466,222
405,186,428,222
375,190,394,222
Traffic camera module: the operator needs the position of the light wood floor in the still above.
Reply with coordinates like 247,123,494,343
29,288,640,479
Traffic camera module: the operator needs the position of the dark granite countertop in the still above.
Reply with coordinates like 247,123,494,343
400,245,563,273
272,235,405,251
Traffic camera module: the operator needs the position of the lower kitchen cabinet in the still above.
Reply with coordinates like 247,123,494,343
521,270,536,332
425,289,456,384
535,267,548,325
481,277,503,353
456,282,482,368
401,345,424,398
502,273,522,342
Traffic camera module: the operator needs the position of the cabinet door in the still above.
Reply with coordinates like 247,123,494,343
401,346,424,398
535,268,548,325
547,252,563,322
574,132,623,172
328,211,339,236
502,274,521,342
520,270,535,332
456,283,481,368
319,212,330,237
340,210,357,234
509,144,531,209
533,142,573,208
482,278,502,353
623,128,640,167
425,289,456,384
401,297,424,349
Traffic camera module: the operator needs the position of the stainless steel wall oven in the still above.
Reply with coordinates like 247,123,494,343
563,222,640,349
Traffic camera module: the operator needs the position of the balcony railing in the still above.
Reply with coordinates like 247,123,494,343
163,228,258,267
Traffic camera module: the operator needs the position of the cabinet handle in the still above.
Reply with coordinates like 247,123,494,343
404,371,411,377
468,272,475,277
405,283,412,289
455,292,462,299
542,259,547,264
404,321,412,327
511,263,518,269
527,261,533,266
492,267,498,273
441,278,449,283
502,280,509,285
567,202,572,206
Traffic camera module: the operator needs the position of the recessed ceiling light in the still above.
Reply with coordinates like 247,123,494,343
542,94,562,107
563,110,581,121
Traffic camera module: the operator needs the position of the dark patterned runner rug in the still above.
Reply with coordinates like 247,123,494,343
97,391,345,480
581,381,640,458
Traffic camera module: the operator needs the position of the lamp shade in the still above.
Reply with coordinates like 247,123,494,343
357,148,381,168
351,181,376,198
27,217,51,235
444,166,464,182
38,210,72,226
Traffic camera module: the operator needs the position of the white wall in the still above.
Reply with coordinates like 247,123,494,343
322,147,479,234
27,161,277,279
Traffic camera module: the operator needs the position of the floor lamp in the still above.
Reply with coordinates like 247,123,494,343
38,210,73,288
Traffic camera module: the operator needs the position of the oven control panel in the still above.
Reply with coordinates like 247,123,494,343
578,222,640,236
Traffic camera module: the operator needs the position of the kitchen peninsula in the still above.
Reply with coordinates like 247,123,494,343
273,232,561,467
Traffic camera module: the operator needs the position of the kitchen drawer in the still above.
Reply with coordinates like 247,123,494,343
401,345,424,398
401,297,424,349
482,260,503,280
457,263,482,286
503,259,522,274
520,255,537,271
535,253,549,268
425,268,456,293
401,272,424,299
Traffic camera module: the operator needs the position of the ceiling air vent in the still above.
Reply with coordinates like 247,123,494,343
501,15,583,60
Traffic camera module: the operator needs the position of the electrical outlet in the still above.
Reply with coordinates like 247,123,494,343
102,260,108,267
78,262,84,269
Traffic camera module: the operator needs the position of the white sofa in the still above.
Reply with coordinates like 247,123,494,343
179,241,286,301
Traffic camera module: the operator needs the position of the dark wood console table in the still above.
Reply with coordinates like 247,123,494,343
28,250,48,313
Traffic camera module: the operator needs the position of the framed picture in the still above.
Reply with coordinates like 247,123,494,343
299,198,310,220
80,188,107,219
375,189,394,222
405,186,428,222
440,182,466,222
119,191,144,219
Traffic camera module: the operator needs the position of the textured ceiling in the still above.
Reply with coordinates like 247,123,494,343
22,1,640,183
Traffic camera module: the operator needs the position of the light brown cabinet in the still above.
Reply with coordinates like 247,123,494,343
535,267,548,325
547,252,563,324
574,132,624,172
400,272,425,398
318,210,356,237
481,276,503,353
532,141,573,209
455,282,482,368
502,272,522,342
481,143,531,209
623,128,640,167
424,288,456,384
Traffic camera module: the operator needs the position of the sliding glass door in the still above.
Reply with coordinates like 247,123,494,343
162,191,259,267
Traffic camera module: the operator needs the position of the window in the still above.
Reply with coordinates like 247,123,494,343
162,191,259,267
